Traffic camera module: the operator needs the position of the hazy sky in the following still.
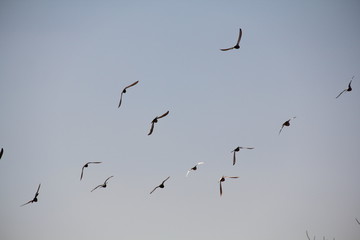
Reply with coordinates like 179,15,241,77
0,1,359,239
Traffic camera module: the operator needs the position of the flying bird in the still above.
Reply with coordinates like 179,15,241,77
279,117,296,135
0,148,3,159
80,162,102,180
336,76,354,99
150,176,170,194
186,162,204,177
118,81,139,108
219,176,239,196
148,111,169,136
231,147,254,165
21,184,41,207
356,218,360,225
220,28,242,51
91,176,114,192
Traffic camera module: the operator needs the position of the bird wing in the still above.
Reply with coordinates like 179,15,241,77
104,176,114,183
220,47,234,51
232,151,236,166
20,200,33,207
356,218,360,225
225,176,239,179
89,161,102,164
336,89,346,99
162,176,170,184
219,182,223,196
0,148,3,159
348,79,353,89
197,162,205,165
91,185,102,192
80,166,85,180
236,28,242,45
118,91,124,108
148,122,155,136
150,186,159,194
186,170,191,177
279,125,285,135
157,111,169,119
124,80,139,90
35,184,41,197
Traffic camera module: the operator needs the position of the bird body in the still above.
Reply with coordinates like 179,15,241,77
231,147,254,165
150,176,170,194
336,76,354,99
21,184,41,207
148,111,169,135
80,162,102,180
279,117,296,135
118,81,139,108
219,176,239,196
186,162,204,177
220,28,242,51
91,176,113,192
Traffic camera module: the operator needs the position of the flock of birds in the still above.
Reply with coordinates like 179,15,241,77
0,27,358,238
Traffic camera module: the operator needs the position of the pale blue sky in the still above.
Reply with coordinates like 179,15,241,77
0,1,359,239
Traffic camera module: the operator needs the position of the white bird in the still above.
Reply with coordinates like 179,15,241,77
186,162,205,177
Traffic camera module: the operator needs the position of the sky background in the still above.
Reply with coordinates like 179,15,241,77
0,0,360,239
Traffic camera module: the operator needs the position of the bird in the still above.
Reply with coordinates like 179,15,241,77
118,81,139,108
91,176,114,192
219,176,239,196
186,162,205,177
231,147,254,165
220,28,242,51
336,76,354,99
279,117,296,135
150,176,170,194
80,162,102,181
356,218,360,225
0,148,3,159
21,184,41,207
148,111,169,136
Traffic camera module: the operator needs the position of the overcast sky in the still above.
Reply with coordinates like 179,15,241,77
0,1,360,240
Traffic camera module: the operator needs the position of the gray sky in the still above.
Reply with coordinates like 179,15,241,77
0,0,359,239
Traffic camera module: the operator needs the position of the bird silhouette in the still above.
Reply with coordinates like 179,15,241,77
186,162,204,177
91,176,113,192
356,218,360,225
148,111,169,135
220,28,242,51
150,176,170,194
279,117,296,135
21,184,41,207
336,76,354,99
80,162,102,180
231,147,254,165
118,81,139,108
219,176,239,196
0,148,3,159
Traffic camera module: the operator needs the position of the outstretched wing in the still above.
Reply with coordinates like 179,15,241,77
232,151,236,166
34,184,41,198
220,47,234,51
20,200,33,207
356,218,360,225
150,186,159,194
148,122,155,136
104,176,114,184
162,176,170,184
225,176,239,179
124,80,139,90
158,111,169,119
219,182,223,196
0,148,3,159
336,89,346,98
236,28,242,45
186,170,191,177
278,125,285,135
80,166,85,180
91,185,102,192
118,91,124,108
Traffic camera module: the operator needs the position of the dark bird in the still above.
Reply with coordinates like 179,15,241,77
186,162,204,177
279,117,296,135
150,176,170,194
21,184,41,207
80,162,102,181
0,148,3,159
356,218,360,225
91,176,113,192
220,28,242,51
118,81,139,108
148,111,169,136
336,76,354,99
306,230,316,240
219,176,239,196
231,147,254,165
